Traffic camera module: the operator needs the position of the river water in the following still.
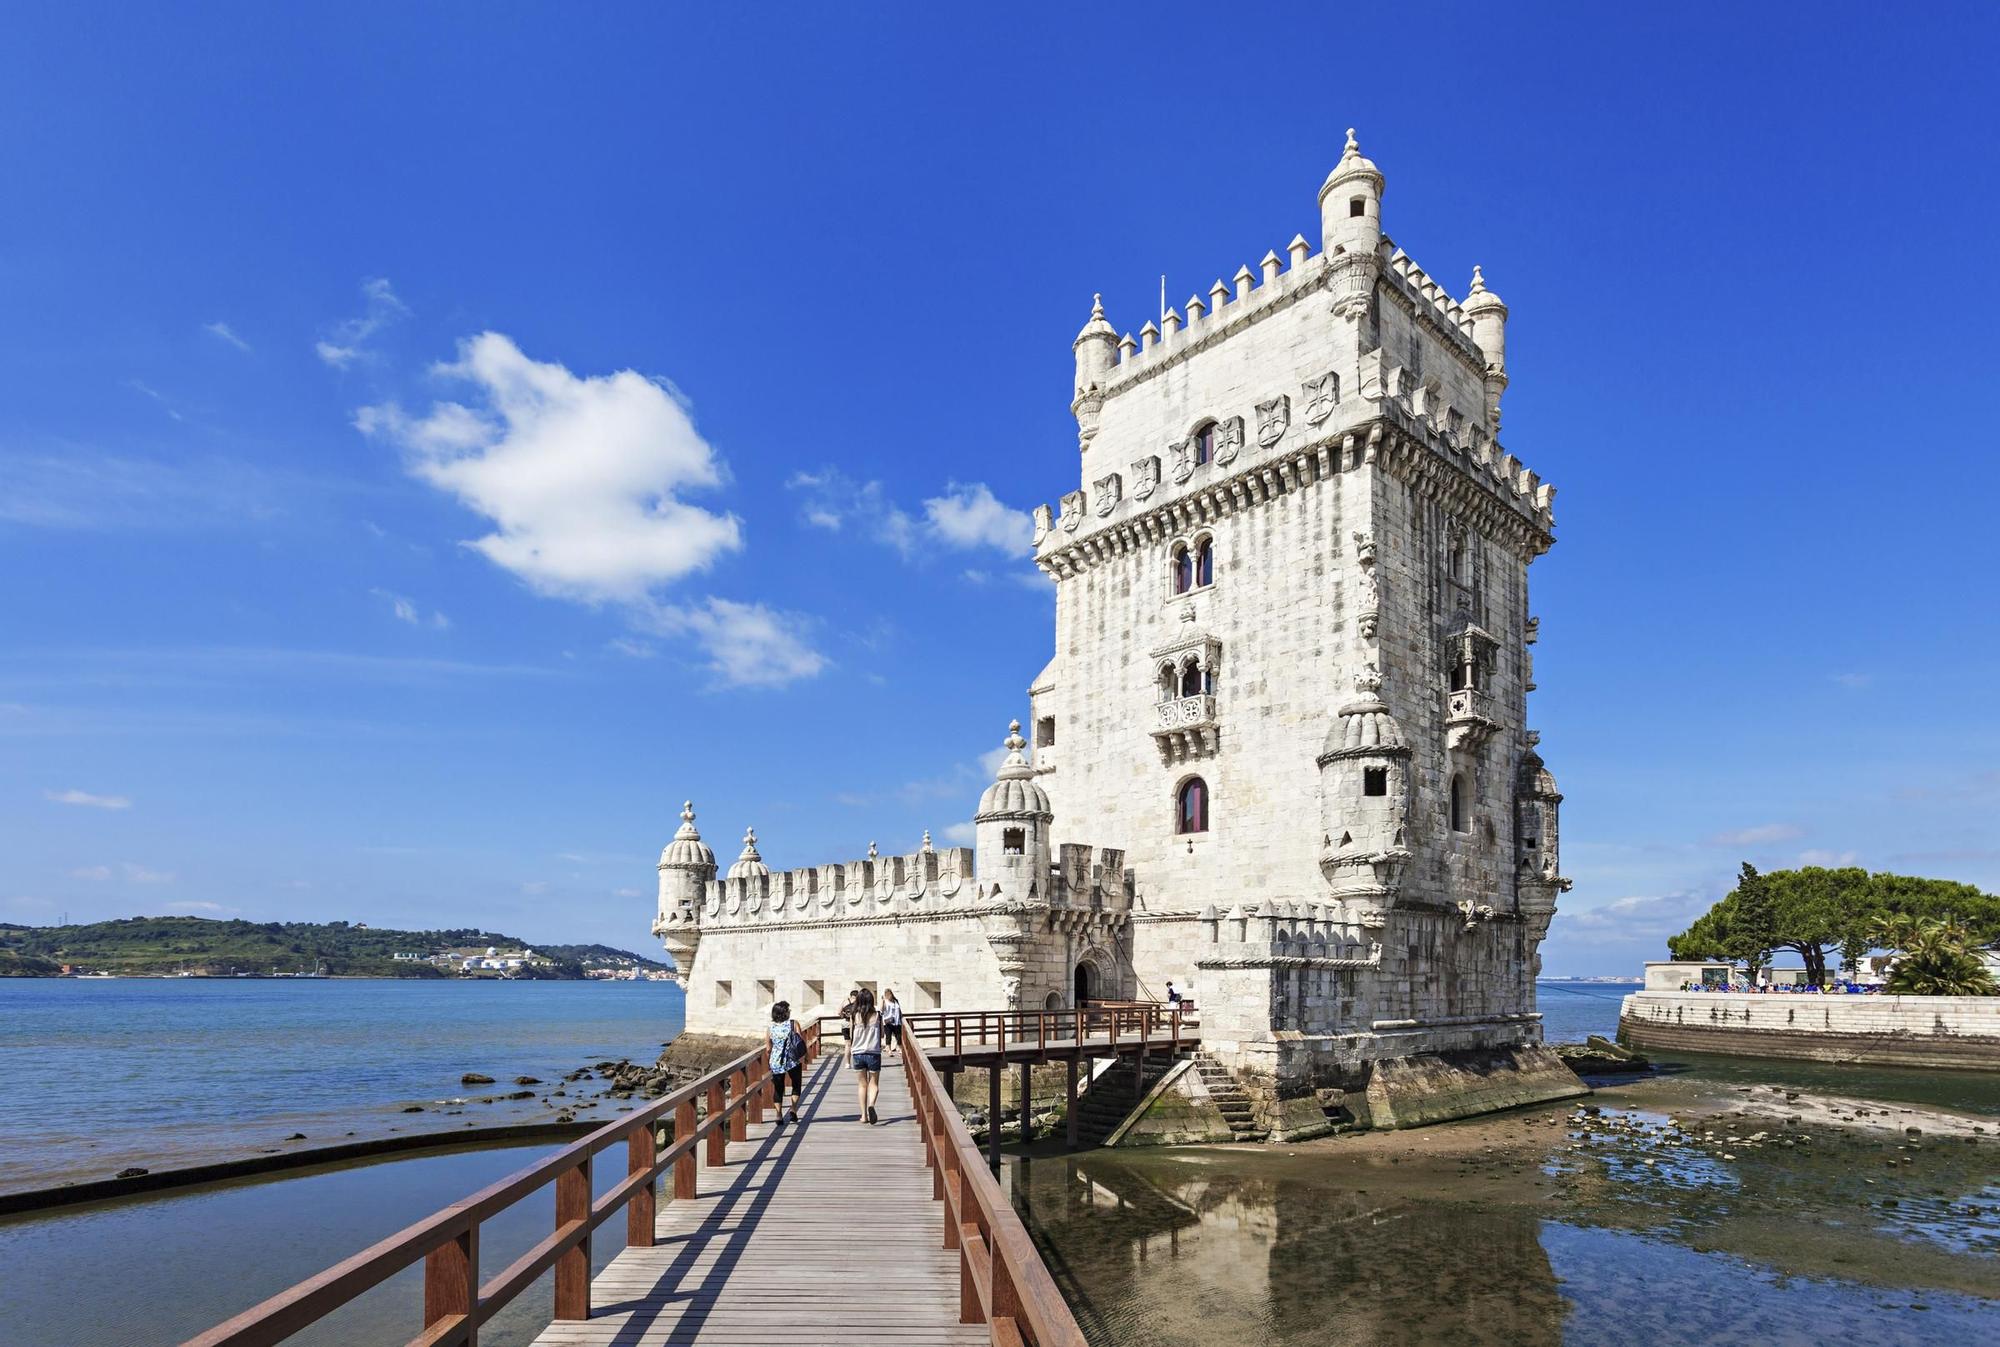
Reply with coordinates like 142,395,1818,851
0,977,685,1191
3,979,1995,1346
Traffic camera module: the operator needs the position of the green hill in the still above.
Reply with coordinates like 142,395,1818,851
0,916,668,979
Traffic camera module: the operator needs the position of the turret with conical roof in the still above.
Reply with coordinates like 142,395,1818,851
1320,127,1385,259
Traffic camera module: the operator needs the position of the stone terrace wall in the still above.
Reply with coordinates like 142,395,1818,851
1619,992,2000,1070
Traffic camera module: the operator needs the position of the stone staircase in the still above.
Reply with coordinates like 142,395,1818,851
1072,1051,1177,1147
1192,1053,1264,1141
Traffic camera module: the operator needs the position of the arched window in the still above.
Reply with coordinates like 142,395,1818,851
1176,777,1209,834
1179,661,1203,697
1195,538,1214,587
1158,663,1178,699
1449,773,1469,833
1172,543,1193,595
1193,422,1215,466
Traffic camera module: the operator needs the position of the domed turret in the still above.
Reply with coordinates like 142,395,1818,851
1319,127,1385,259
1316,668,1413,927
1515,740,1564,908
726,826,770,881
654,802,717,988
1071,294,1117,450
973,720,1053,903
1463,266,1510,433
659,800,717,871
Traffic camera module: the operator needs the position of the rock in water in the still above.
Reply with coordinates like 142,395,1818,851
116,1166,149,1179
514,1076,542,1085
461,1072,496,1085
1554,1036,1650,1074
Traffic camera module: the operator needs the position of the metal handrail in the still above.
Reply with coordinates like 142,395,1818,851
182,1022,823,1347
904,1022,1088,1347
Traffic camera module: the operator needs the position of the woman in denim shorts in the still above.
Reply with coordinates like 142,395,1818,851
847,987,883,1125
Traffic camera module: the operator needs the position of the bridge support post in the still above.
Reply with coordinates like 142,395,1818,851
705,1080,727,1165
554,1156,591,1320
1018,1061,1033,1143
1065,1057,1079,1151
673,1099,697,1200
988,1065,1002,1167
729,1068,748,1142
627,1126,656,1248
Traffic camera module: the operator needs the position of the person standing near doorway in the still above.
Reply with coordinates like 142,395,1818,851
847,987,883,1125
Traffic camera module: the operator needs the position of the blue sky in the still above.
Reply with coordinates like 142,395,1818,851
3,5,1995,974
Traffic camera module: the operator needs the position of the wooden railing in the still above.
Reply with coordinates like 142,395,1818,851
183,1022,822,1347
905,1024,1088,1347
904,1002,1194,1060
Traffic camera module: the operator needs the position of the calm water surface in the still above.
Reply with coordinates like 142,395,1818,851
0,978,684,1189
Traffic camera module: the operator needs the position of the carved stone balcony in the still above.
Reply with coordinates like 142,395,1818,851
1152,694,1218,763
1445,686,1501,754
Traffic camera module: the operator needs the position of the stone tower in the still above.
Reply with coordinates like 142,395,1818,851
1027,130,1577,1116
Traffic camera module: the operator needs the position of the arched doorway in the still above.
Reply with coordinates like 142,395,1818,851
1073,961,1095,1007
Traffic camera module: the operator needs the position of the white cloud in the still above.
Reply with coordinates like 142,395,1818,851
606,637,656,659
923,482,1033,554
1562,891,1710,941
940,822,976,846
317,277,408,367
203,321,251,352
640,598,826,689
1706,823,1804,848
360,332,743,604
1797,848,1861,868
125,379,184,422
166,899,236,914
614,886,643,899
45,788,131,810
74,862,175,883
787,471,1032,559
369,588,450,630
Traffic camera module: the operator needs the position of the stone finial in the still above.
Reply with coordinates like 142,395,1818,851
1091,292,1105,318
921,829,934,852
1118,331,1137,360
1233,264,1254,301
1185,294,1205,322
1344,126,1360,156
741,826,758,852
1469,266,1486,294
1162,306,1181,337
1209,278,1229,310
1353,665,1384,696
1140,320,1159,352
1260,250,1282,285
867,840,878,859
1288,233,1310,268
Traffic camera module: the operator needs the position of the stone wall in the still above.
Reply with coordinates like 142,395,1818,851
1619,992,2000,1070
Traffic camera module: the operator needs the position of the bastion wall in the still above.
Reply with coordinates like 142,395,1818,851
1619,992,2000,1071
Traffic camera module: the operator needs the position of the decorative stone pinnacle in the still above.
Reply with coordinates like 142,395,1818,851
1345,127,1360,155
681,801,694,823
1353,665,1384,696
1091,293,1104,318
1469,265,1486,294
922,829,933,851
1005,719,1026,752
739,826,758,857
868,840,878,859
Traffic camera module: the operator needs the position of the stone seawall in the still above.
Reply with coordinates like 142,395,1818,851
1619,992,2000,1071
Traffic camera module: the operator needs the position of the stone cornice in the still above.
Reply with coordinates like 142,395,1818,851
1036,414,1554,580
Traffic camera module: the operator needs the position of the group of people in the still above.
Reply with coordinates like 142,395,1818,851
764,986,906,1127
1679,979,1879,994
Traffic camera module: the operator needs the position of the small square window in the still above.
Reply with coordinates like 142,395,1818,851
1349,197,1366,218
917,980,942,1010
1002,827,1025,856
1036,717,1056,747
756,978,776,1004
1363,767,1388,797
804,978,825,1009
714,980,732,1007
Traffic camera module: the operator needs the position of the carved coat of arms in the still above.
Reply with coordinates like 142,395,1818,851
1059,490,1084,532
1131,455,1161,500
1031,503,1052,544
1214,416,1243,466
1093,472,1121,516
1303,371,1339,425
1256,395,1290,448
1169,437,1195,484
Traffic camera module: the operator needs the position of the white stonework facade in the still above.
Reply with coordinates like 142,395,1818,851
657,131,1570,1110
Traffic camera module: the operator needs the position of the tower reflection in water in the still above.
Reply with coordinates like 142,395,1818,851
1006,1151,1568,1347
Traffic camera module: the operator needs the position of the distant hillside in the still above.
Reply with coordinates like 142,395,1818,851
0,917,667,979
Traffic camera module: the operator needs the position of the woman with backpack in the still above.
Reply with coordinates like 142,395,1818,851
767,1000,805,1127
880,988,904,1057
846,987,883,1125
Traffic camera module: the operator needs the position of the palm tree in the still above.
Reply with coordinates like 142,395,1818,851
1876,917,1999,997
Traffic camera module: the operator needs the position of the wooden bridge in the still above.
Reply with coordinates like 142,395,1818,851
184,1004,1196,1347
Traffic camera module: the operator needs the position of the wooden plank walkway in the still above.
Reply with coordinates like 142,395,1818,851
529,1052,985,1347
